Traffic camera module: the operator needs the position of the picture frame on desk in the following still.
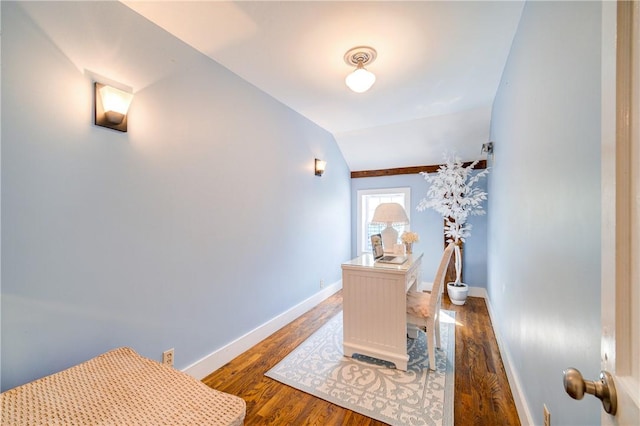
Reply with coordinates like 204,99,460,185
371,233,383,258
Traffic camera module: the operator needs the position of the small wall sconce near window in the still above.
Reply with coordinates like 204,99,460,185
94,82,134,132
315,159,327,176
481,141,494,155
481,141,495,162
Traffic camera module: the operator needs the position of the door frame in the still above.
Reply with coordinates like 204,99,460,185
601,1,640,424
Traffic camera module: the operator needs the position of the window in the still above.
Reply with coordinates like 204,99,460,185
356,188,411,255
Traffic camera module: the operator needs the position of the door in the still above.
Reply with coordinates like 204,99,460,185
600,1,640,424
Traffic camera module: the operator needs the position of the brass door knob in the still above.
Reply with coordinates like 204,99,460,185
563,367,617,415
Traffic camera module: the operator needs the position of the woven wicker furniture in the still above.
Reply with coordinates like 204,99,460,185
0,347,246,425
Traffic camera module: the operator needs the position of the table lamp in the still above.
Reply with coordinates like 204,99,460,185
371,203,409,252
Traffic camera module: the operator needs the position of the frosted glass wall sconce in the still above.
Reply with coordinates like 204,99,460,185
94,82,133,132
315,159,327,176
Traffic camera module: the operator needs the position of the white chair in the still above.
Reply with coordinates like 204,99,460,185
406,242,456,370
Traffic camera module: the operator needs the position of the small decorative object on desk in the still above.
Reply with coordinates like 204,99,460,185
401,231,419,254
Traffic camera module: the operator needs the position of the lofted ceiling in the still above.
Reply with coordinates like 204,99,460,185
17,1,525,172
122,1,524,171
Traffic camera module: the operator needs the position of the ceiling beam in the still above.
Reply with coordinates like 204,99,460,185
350,159,487,179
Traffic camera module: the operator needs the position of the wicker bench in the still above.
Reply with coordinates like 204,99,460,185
1,347,246,425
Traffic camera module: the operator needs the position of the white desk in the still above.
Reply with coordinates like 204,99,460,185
341,253,423,371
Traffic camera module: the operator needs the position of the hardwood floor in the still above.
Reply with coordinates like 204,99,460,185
202,291,521,425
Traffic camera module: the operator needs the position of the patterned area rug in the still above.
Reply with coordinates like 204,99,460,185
265,310,455,426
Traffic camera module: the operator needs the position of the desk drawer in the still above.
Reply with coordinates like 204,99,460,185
405,260,421,290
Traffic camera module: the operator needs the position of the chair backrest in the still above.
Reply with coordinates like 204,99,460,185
429,242,456,312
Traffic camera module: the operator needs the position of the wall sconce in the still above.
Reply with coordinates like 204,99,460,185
315,159,327,176
481,141,494,155
94,82,134,132
481,141,495,162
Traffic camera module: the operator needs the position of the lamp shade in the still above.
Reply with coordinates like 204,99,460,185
371,203,409,225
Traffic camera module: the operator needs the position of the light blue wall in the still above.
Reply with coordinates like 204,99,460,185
489,1,602,425
351,173,488,288
1,2,351,391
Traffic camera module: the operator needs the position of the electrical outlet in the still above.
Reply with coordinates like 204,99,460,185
320,279,325,288
543,404,551,426
162,348,174,367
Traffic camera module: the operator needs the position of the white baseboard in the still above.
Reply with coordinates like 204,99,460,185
183,280,343,380
468,286,487,298
482,293,534,426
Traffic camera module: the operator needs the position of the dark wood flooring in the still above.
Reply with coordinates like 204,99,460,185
203,291,521,425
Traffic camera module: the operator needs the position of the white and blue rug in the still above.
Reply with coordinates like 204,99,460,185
265,311,455,426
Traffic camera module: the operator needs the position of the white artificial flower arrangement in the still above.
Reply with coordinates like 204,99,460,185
417,152,489,286
401,231,420,244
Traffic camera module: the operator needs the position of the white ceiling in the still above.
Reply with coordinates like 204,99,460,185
18,1,525,171
122,1,524,171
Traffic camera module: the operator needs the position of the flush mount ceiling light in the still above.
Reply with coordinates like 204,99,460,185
344,46,377,93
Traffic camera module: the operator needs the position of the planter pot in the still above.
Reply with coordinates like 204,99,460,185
447,282,469,306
